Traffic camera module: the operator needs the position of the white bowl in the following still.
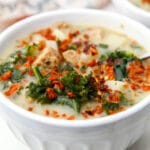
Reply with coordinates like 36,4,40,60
112,0,150,27
0,9,150,150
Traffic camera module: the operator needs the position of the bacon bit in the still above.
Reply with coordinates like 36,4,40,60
46,88,57,100
41,70,49,77
93,69,99,75
108,110,117,115
0,71,12,81
44,109,50,116
28,68,34,76
142,83,150,91
130,83,140,91
67,115,75,120
59,38,72,52
52,80,65,90
105,63,115,80
62,70,69,76
123,84,129,89
4,83,21,96
77,49,81,54
108,92,120,103
87,59,97,67
85,110,94,116
131,40,138,45
99,79,110,92
83,34,89,39
48,70,59,81
28,107,33,112
75,64,80,69
119,106,126,112
17,40,28,47
51,111,60,118
88,47,98,56
35,28,56,40
39,40,46,50
73,41,82,48
15,63,22,69
127,60,144,83
61,113,67,118
81,112,88,119
69,30,80,39
24,56,36,67
94,105,103,114
67,90,76,98
129,99,134,104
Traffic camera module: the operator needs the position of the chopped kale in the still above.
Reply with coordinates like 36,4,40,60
9,51,26,64
24,44,40,56
11,70,24,83
59,62,74,72
26,82,51,104
61,70,98,103
0,62,12,75
102,92,129,114
80,65,87,72
130,44,142,49
68,44,77,50
26,67,98,113
99,43,109,49
53,96,80,112
99,50,138,81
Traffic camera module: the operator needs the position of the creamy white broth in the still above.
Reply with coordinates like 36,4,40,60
129,0,150,12
0,22,150,120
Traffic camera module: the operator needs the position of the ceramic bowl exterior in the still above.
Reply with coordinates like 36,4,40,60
112,0,150,27
0,9,150,150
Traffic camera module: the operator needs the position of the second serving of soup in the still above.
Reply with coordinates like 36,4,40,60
0,22,150,120
129,0,150,12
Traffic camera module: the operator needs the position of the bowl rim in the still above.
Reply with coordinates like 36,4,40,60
0,9,150,128
117,0,150,17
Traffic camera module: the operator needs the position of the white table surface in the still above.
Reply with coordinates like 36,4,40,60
0,2,150,150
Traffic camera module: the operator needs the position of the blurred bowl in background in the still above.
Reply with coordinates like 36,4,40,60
112,0,150,27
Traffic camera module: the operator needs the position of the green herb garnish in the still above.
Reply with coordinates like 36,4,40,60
99,43,109,49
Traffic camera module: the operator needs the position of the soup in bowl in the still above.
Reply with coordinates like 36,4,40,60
0,9,150,150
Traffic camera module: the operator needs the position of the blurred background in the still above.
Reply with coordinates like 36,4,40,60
0,0,111,31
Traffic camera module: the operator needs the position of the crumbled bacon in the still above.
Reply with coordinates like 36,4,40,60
46,88,57,100
67,90,76,98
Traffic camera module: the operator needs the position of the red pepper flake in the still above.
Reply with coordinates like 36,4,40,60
28,107,33,112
